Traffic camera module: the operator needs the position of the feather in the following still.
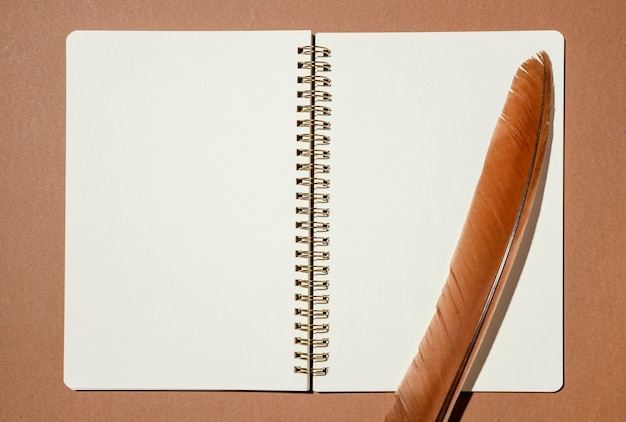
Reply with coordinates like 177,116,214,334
385,51,554,422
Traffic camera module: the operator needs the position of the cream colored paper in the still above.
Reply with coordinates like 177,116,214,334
65,30,563,393
65,30,310,391
315,31,563,392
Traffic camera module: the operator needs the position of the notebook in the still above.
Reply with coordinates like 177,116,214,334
64,30,563,392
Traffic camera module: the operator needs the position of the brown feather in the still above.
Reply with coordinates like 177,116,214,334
385,52,554,422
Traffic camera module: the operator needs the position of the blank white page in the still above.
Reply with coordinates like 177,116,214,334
65,31,310,391
315,31,563,392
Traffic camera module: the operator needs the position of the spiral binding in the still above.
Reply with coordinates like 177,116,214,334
295,41,331,381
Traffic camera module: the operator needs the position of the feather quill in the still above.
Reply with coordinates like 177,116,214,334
385,52,554,422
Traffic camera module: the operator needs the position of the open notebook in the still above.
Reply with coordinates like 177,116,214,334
65,30,563,392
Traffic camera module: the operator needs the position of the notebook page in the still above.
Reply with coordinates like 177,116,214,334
65,31,310,391
316,31,563,392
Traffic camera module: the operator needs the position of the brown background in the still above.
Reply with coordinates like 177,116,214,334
2,0,625,420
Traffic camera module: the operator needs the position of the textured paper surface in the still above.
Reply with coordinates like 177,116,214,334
317,31,563,392
66,30,562,393
65,30,310,391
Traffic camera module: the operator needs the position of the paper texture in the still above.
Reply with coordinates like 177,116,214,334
65,30,563,393
65,30,310,391
316,31,563,392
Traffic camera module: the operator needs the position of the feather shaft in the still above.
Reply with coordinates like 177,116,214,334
385,52,554,422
